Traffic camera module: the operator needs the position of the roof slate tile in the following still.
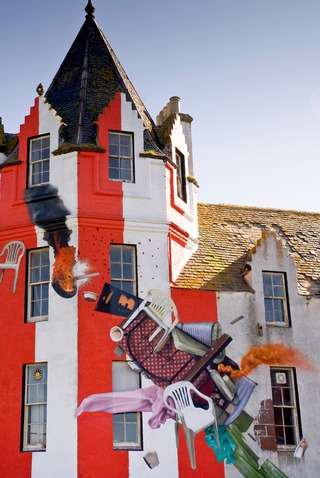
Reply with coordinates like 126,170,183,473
175,203,320,295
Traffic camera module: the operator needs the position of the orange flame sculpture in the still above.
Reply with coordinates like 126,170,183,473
52,245,77,294
218,343,314,379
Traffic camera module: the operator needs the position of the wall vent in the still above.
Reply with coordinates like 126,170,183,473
275,372,286,384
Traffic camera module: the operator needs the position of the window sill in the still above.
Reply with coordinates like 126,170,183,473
276,445,296,453
266,322,290,328
113,445,142,451
26,317,49,323
22,446,46,453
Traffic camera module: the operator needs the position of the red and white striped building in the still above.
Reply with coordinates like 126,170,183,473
0,2,221,477
1,2,320,478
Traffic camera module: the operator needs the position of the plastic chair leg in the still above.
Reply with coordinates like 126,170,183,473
175,420,179,448
13,270,18,293
182,424,196,470
212,405,221,453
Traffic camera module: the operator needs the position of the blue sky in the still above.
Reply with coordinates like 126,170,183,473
1,0,320,212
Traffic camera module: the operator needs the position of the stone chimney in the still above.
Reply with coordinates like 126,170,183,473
156,96,181,125
156,97,194,174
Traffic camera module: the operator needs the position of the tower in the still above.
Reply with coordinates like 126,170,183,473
0,3,208,477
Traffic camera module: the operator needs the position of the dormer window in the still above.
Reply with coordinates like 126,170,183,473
28,135,50,187
109,132,134,182
263,272,290,326
175,149,187,202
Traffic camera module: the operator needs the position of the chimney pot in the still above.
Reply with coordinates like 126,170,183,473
170,96,180,114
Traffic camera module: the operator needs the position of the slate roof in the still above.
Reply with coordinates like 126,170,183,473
175,203,320,296
45,2,159,146
0,134,19,168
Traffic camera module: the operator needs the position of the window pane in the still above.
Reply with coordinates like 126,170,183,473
283,408,294,426
109,132,133,183
272,274,283,286
264,284,273,297
41,147,50,160
109,158,119,170
274,307,285,323
42,170,50,184
123,263,134,280
271,368,300,448
120,144,131,157
110,263,121,279
110,245,136,295
30,267,40,284
31,301,41,318
121,158,131,169
31,141,39,152
122,247,133,263
126,412,138,423
113,414,125,424
273,408,283,425
109,169,120,180
263,273,272,286
126,423,138,443
120,135,131,147
285,427,296,445
31,155,41,166
275,426,285,445
272,388,282,405
41,264,50,282
264,299,274,322
37,383,47,402
121,169,132,181
263,272,288,325
109,145,119,156
31,285,41,302
42,136,50,148
27,385,38,403
28,249,49,321
122,281,135,295
112,362,141,449
113,421,125,443
29,136,50,186
109,133,119,146
24,364,47,450
273,285,284,298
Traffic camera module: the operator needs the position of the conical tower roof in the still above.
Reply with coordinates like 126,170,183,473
45,1,156,145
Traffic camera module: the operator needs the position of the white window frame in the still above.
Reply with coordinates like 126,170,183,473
28,135,50,187
22,363,47,451
270,367,301,450
108,131,134,182
112,361,142,450
110,244,137,296
27,248,50,322
263,271,290,326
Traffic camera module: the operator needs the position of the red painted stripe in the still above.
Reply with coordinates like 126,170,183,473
0,98,40,478
171,289,225,477
77,92,129,477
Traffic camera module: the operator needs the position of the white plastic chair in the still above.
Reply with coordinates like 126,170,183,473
163,381,219,470
122,289,179,353
0,241,25,293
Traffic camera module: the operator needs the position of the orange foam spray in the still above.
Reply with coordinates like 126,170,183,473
218,343,314,379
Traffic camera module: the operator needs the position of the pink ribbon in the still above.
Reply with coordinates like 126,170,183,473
76,385,175,429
